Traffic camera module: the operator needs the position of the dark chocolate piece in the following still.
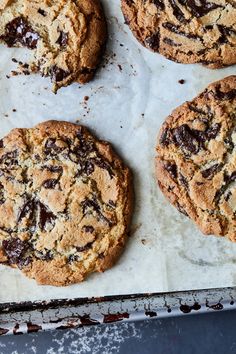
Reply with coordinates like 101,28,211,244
56,31,68,47
49,66,70,82
2,238,31,268
38,9,46,16
1,17,39,49
178,0,222,18
164,162,177,179
201,164,222,179
43,179,59,189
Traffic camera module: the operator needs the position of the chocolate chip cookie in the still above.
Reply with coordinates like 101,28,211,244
121,0,236,68
0,121,132,286
156,76,236,241
0,0,107,92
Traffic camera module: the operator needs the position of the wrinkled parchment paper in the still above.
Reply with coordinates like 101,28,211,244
0,0,236,303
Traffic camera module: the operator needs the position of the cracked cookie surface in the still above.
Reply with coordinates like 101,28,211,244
121,0,236,68
0,0,107,91
156,76,236,241
0,121,132,286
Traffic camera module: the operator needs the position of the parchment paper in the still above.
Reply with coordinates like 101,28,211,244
0,0,236,303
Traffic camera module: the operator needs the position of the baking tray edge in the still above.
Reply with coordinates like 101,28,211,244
0,287,236,335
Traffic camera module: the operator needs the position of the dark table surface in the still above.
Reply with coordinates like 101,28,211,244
1,310,236,354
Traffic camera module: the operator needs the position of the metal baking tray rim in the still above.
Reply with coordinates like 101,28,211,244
1,286,236,335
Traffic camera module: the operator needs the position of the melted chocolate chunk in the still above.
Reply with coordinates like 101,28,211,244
0,182,5,205
188,104,209,116
218,25,231,44
76,242,94,252
18,256,32,268
68,254,79,263
44,138,66,156
205,124,220,140
176,202,188,216
17,199,35,223
73,137,94,158
2,238,31,268
0,140,3,148
215,171,236,203
0,226,13,234
215,186,225,203
160,128,172,146
224,137,234,153
172,123,221,154
34,154,41,161
225,191,232,202
145,32,160,51
56,31,68,47
81,196,113,226
38,9,46,16
82,196,101,215
209,86,236,101
43,179,59,189
76,127,84,139
17,198,56,231
92,157,114,178
163,37,180,47
179,173,189,189
37,201,56,231
1,17,39,49
201,163,221,179
226,171,236,183
36,250,53,261
80,160,95,176
169,0,187,23
178,0,222,18
83,225,94,233
164,162,177,179
43,165,63,173
108,200,116,208
172,124,200,154
162,22,199,40
50,66,70,82
218,25,236,43
0,150,18,166
153,0,164,9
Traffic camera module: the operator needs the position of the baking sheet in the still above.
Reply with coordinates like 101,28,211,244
0,0,236,303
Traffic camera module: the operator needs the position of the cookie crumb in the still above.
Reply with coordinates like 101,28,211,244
11,71,19,76
118,64,122,71
12,109,17,112
84,96,89,101
141,239,147,245
178,79,185,84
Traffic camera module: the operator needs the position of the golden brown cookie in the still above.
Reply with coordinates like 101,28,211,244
121,0,236,68
0,121,133,286
156,76,236,241
0,0,107,92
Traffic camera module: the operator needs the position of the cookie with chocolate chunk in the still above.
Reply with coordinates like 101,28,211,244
0,0,107,92
121,0,236,68
156,76,236,241
0,121,132,286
